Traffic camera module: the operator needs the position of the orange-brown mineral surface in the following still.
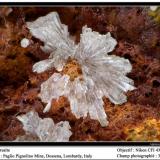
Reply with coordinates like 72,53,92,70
0,7,160,141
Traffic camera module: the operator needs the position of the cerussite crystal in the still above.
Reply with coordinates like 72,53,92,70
15,111,72,142
26,12,135,127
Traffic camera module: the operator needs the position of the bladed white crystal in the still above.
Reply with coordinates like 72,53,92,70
27,12,136,127
15,111,72,142
27,12,75,71
39,73,70,112
32,59,55,73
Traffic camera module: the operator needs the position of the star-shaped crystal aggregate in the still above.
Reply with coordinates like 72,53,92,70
26,12,135,127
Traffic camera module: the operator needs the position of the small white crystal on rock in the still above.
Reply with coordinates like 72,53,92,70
20,38,30,48
27,12,136,127
15,111,72,142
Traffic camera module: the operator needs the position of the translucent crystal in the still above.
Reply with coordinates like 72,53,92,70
32,59,55,73
27,12,136,127
39,73,70,112
27,12,75,72
15,111,72,142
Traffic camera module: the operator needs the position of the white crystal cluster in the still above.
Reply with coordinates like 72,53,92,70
15,111,72,142
26,12,135,127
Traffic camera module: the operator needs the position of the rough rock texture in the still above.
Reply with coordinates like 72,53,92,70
0,7,160,141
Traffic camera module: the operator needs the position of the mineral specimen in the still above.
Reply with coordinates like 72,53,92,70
15,111,72,142
26,12,135,127
20,38,30,48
